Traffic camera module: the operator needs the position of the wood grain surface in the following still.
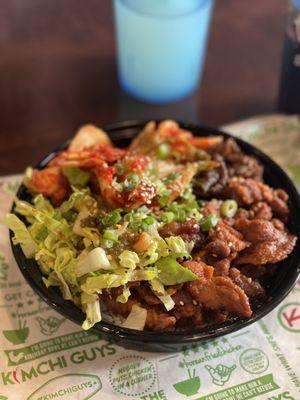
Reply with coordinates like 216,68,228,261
0,0,287,174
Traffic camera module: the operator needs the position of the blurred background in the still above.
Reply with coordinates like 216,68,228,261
0,0,287,175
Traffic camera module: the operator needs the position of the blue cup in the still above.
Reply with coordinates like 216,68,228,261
114,0,214,104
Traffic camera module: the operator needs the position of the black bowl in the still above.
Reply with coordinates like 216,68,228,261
10,120,300,352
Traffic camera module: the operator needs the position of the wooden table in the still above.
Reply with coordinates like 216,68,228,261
0,0,286,175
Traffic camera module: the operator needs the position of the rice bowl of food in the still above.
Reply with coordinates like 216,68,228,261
8,120,300,351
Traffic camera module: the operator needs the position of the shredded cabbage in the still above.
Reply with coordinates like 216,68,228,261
116,287,131,303
6,214,36,258
82,300,101,330
76,247,112,276
121,305,147,330
62,166,90,187
118,250,139,270
59,189,89,214
156,256,198,285
81,273,129,294
165,236,188,256
150,278,175,311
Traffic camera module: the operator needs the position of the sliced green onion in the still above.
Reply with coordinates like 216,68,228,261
185,200,199,212
141,222,148,231
157,189,171,207
123,173,140,191
103,230,118,242
176,209,186,222
156,143,170,159
182,187,194,200
101,210,121,227
162,211,175,223
124,212,133,223
200,213,218,232
144,216,156,225
221,200,238,218
101,239,115,249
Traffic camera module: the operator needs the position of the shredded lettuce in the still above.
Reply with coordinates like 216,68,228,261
37,249,55,274
33,194,54,213
131,268,157,281
139,242,159,267
72,207,90,236
42,271,61,288
6,214,36,258
156,237,170,257
59,189,89,214
165,236,188,256
139,237,169,267
82,300,101,330
156,294,175,311
116,287,131,303
156,256,198,285
121,304,147,330
118,250,139,270
55,270,73,300
73,207,100,246
81,273,129,294
76,247,112,276
53,247,77,299
62,166,90,187
150,278,175,311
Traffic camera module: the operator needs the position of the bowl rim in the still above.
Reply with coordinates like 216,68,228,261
9,119,300,346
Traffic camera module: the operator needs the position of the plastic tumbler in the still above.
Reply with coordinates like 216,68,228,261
113,0,214,104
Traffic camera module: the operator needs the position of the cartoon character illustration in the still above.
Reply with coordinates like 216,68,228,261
36,316,65,335
205,363,236,386
6,349,26,366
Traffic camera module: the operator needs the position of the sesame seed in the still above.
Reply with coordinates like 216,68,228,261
192,300,198,305
179,301,184,306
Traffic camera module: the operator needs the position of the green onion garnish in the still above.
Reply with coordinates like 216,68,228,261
220,200,238,218
123,173,140,191
101,210,121,227
162,211,175,223
200,213,218,232
103,230,118,242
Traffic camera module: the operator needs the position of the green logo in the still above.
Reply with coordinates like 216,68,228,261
5,349,27,365
205,363,236,386
109,355,156,397
173,368,201,397
27,373,101,400
36,316,65,336
2,319,29,345
277,302,300,333
239,348,269,374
